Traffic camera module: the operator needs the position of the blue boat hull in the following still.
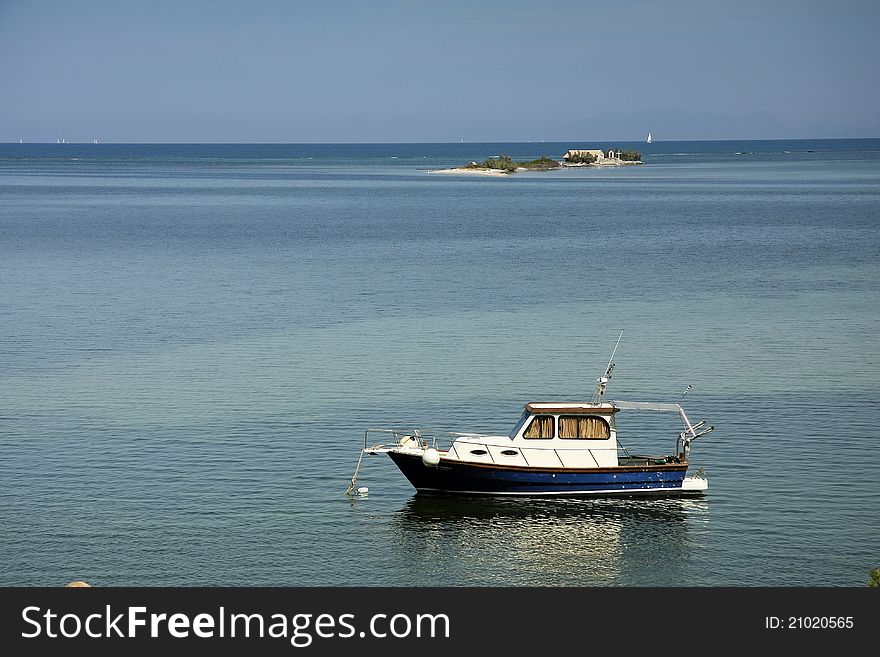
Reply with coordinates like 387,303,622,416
388,452,691,496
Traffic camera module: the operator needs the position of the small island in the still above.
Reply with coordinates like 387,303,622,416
431,155,561,176
431,148,642,175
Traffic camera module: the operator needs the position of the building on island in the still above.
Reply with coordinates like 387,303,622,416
561,148,641,165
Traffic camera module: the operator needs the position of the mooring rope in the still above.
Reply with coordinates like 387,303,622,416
344,449,365,496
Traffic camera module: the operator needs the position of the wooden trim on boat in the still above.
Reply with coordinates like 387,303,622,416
525,403,619,415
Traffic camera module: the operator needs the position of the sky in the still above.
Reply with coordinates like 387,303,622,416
1,0,878,142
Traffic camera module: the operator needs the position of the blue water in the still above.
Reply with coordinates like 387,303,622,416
1,139,878,586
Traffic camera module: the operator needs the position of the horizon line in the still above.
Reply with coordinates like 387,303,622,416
3,136,879,145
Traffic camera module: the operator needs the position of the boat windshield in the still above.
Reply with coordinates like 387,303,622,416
508,411,530,439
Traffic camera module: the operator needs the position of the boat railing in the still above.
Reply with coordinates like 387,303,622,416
363,427,492,452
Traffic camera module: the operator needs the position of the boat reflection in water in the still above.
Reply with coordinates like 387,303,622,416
390,495,709,585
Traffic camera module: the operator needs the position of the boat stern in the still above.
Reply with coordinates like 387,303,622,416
681,469,709,493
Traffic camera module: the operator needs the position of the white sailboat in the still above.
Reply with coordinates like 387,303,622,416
647,132,652,144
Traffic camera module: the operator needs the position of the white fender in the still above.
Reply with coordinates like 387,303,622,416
421,448,440,467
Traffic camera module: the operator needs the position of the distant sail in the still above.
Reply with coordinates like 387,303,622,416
647,132,652,144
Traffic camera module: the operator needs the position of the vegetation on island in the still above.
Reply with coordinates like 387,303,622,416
869,568,880,587
463,155,561,173
563,149,642,165
519,156,562,170
565,151,598,164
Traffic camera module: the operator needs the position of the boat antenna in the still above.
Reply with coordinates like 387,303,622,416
592,330,623,402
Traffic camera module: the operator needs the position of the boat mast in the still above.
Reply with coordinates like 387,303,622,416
592,330,623,402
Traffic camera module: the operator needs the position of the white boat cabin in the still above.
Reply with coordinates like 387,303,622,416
445,402,621,468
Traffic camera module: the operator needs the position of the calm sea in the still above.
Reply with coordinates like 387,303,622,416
1,139,878,586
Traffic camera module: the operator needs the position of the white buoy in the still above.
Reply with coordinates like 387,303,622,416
357,486,369,495
421,448,440,467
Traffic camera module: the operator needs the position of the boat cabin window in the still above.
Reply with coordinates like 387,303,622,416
522,415,555,439
558,415,610,440
509,412,530,439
